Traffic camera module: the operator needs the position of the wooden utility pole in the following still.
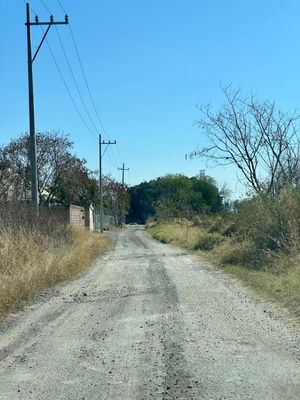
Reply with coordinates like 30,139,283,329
25,3,68,214
99,134,116,233
118,163,129,227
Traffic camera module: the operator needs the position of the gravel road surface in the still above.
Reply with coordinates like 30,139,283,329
0,225,299,399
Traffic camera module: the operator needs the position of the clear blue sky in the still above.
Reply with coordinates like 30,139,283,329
1,0,300,198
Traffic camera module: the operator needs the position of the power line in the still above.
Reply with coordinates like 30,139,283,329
56,1,107,134
27,0,120,177
39,0,51,13
56,0,124,165
39,0,53,15
69,25,106,133
56,0,67,14
55,26,100,135
37,0,101,141
45,36,98,140
39,0,100,136
39,0,123,171
47,34,120,169
67,22,124,166
43,38,119,170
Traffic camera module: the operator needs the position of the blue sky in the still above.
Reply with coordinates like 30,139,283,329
1,0,300,198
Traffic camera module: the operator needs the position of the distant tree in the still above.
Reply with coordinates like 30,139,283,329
193,85,300,195
155,174,194,219
51,158,99,207
103,176,130,225
127,180,160,223
127,173,222,223
190,175,222,213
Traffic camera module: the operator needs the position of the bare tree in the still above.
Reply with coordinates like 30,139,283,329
193,86,300,195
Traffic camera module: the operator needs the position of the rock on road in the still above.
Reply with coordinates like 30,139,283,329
0,226,299,399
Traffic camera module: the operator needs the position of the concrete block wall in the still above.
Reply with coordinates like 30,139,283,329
69,205,85,228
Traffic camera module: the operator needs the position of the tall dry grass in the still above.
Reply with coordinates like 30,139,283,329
147,219,224,251
0,204,111,318
147,189,300,319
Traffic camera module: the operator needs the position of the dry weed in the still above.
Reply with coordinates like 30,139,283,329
0,226,110,318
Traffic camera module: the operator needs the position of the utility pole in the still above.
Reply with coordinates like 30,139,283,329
118,163,129,227
25,3,68,214
99,134,116,233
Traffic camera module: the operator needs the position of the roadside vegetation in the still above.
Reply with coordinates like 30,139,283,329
0,131,129,220
0,131,127,320
0,204,111,319
148,188,300,319
146,87,300,320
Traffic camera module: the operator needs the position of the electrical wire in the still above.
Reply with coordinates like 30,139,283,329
39,0,51,14
39,1,99,134
67,23,123,167
25,0,96,139
44,36,98,140
56,0,67,14
38,0,122,172
55,26,100,135
56,0,124,166
56,1,109,135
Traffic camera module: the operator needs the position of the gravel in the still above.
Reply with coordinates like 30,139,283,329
0,225,299,399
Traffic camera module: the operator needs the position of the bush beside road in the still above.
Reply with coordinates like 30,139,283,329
147,214,300,321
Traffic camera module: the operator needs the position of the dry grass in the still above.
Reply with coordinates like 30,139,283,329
147,221,200,249
148,220,300,320
147,221,223,251
0,225,111,318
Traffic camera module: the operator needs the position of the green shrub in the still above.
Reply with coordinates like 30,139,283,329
207,214,236,237
194,232,223,251
215,239,267,269
234,188,300,255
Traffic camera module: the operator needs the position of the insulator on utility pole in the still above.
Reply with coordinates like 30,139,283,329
99,134,116,233
118,163,129,227
25,2,68,215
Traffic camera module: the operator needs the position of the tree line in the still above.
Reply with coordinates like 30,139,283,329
127,174,223,224
0,131,128,222
5,84,298,229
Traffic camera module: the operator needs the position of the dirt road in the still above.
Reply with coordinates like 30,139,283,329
0,226,299,399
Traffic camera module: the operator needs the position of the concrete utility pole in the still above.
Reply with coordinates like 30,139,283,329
118,163,129,227
99,134,116,233
25,3,68,214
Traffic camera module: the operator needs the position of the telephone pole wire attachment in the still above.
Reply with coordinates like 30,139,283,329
25,2,68,214
118,163,129,227
99,134,116,233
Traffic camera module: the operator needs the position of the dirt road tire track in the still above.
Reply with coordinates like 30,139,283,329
0,226,299,399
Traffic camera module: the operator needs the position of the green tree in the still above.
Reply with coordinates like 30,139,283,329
128,173,222,223
0,131,97,207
